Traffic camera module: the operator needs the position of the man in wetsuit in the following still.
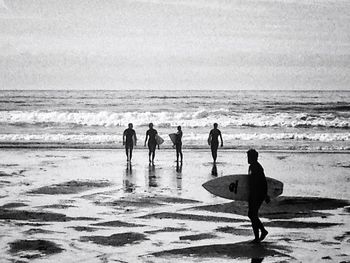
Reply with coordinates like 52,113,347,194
175,126,183,163
144,123,158,164
247,149,269,243
123,123,137,162
208,123,223,163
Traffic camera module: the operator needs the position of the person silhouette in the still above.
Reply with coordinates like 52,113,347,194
247,149,269,243
144,123,158,164
123,123,137,162
208,123,223,163
174,126,183,163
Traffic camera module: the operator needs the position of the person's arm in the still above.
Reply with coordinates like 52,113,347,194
207,130,212,145
144,131,148,147
122,130,126,145
220,131,223,147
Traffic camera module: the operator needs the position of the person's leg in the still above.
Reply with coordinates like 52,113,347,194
248,199,260,242
150,144,156,163
257,199,268,241
253,198,267,240
176,144,180,162
248,198,267,242
129,147,133,161
148,145,152,163
152,149,155,163
180,150,183,162
125,147,129,160
179,144,183,162
211,144,218,162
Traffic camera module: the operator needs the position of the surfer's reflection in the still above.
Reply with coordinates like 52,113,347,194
176,162,183,192
123,163,135,193
126,162,132,174
211,163,217,176
148,164,158,187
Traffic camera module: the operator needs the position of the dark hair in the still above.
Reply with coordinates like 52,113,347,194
177,125,181,130
149,123,153,128
247,149,258,159
214,123,218,127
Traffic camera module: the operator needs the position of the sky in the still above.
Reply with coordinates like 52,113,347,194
0,0,349,90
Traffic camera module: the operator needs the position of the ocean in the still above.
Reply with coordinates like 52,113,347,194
0,90,349,151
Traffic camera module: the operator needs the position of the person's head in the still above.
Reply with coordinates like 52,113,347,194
247,149,258,164
149,123,153,129
177,125,181,131
128,123,133,129
213,123,218,129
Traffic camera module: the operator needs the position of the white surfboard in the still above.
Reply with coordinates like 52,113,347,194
202,174,283,201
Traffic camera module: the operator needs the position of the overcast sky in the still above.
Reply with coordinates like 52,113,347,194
0,0,349,90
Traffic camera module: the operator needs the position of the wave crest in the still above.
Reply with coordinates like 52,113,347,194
0,110,349,129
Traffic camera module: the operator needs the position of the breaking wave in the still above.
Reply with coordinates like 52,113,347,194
0,110,349,129
0,132,348,144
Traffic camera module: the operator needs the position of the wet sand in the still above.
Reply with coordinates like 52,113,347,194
0,148,349,262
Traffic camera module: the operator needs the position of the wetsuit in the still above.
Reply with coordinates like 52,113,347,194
146,129,157,152
248,161,268,239
209,128,221,161
209,128,221,150
123,128,136,149
175,130,182,153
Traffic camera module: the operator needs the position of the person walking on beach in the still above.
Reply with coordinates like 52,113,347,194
144,123,158,164
123,123,137,162
174,126,183,163
208,123,223,163
247,149,269,243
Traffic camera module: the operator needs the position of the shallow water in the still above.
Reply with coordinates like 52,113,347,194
1,90,349,151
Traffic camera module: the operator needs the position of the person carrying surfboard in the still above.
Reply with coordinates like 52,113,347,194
144,123,159,164
247,149,269,243
208,123,223,163
123,123,137,162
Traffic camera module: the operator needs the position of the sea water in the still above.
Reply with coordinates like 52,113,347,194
0,90,349,151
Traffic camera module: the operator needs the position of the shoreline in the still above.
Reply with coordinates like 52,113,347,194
0,143,350,153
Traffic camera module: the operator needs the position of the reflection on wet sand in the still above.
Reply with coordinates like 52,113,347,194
211,163,217,176
148,164,158,188
123,163,135,193
176,162,183,193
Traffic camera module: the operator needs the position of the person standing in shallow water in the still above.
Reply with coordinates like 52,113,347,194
208,123,223,163
144,123,158,164
123,123,137,162
247,149,269,243
174,126,183,163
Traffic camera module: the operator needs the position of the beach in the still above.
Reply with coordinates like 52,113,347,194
1,0,350,261
0,148,349,262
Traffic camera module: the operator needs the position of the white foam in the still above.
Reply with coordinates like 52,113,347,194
0,132,348,144
1,110,349,129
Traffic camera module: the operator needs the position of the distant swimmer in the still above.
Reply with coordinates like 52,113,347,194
123,123,137,162
208,123,223,163
144,123,158,164
247,149,269,243
174,126,183,163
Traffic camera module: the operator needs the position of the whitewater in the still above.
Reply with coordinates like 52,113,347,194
0,90,349,151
